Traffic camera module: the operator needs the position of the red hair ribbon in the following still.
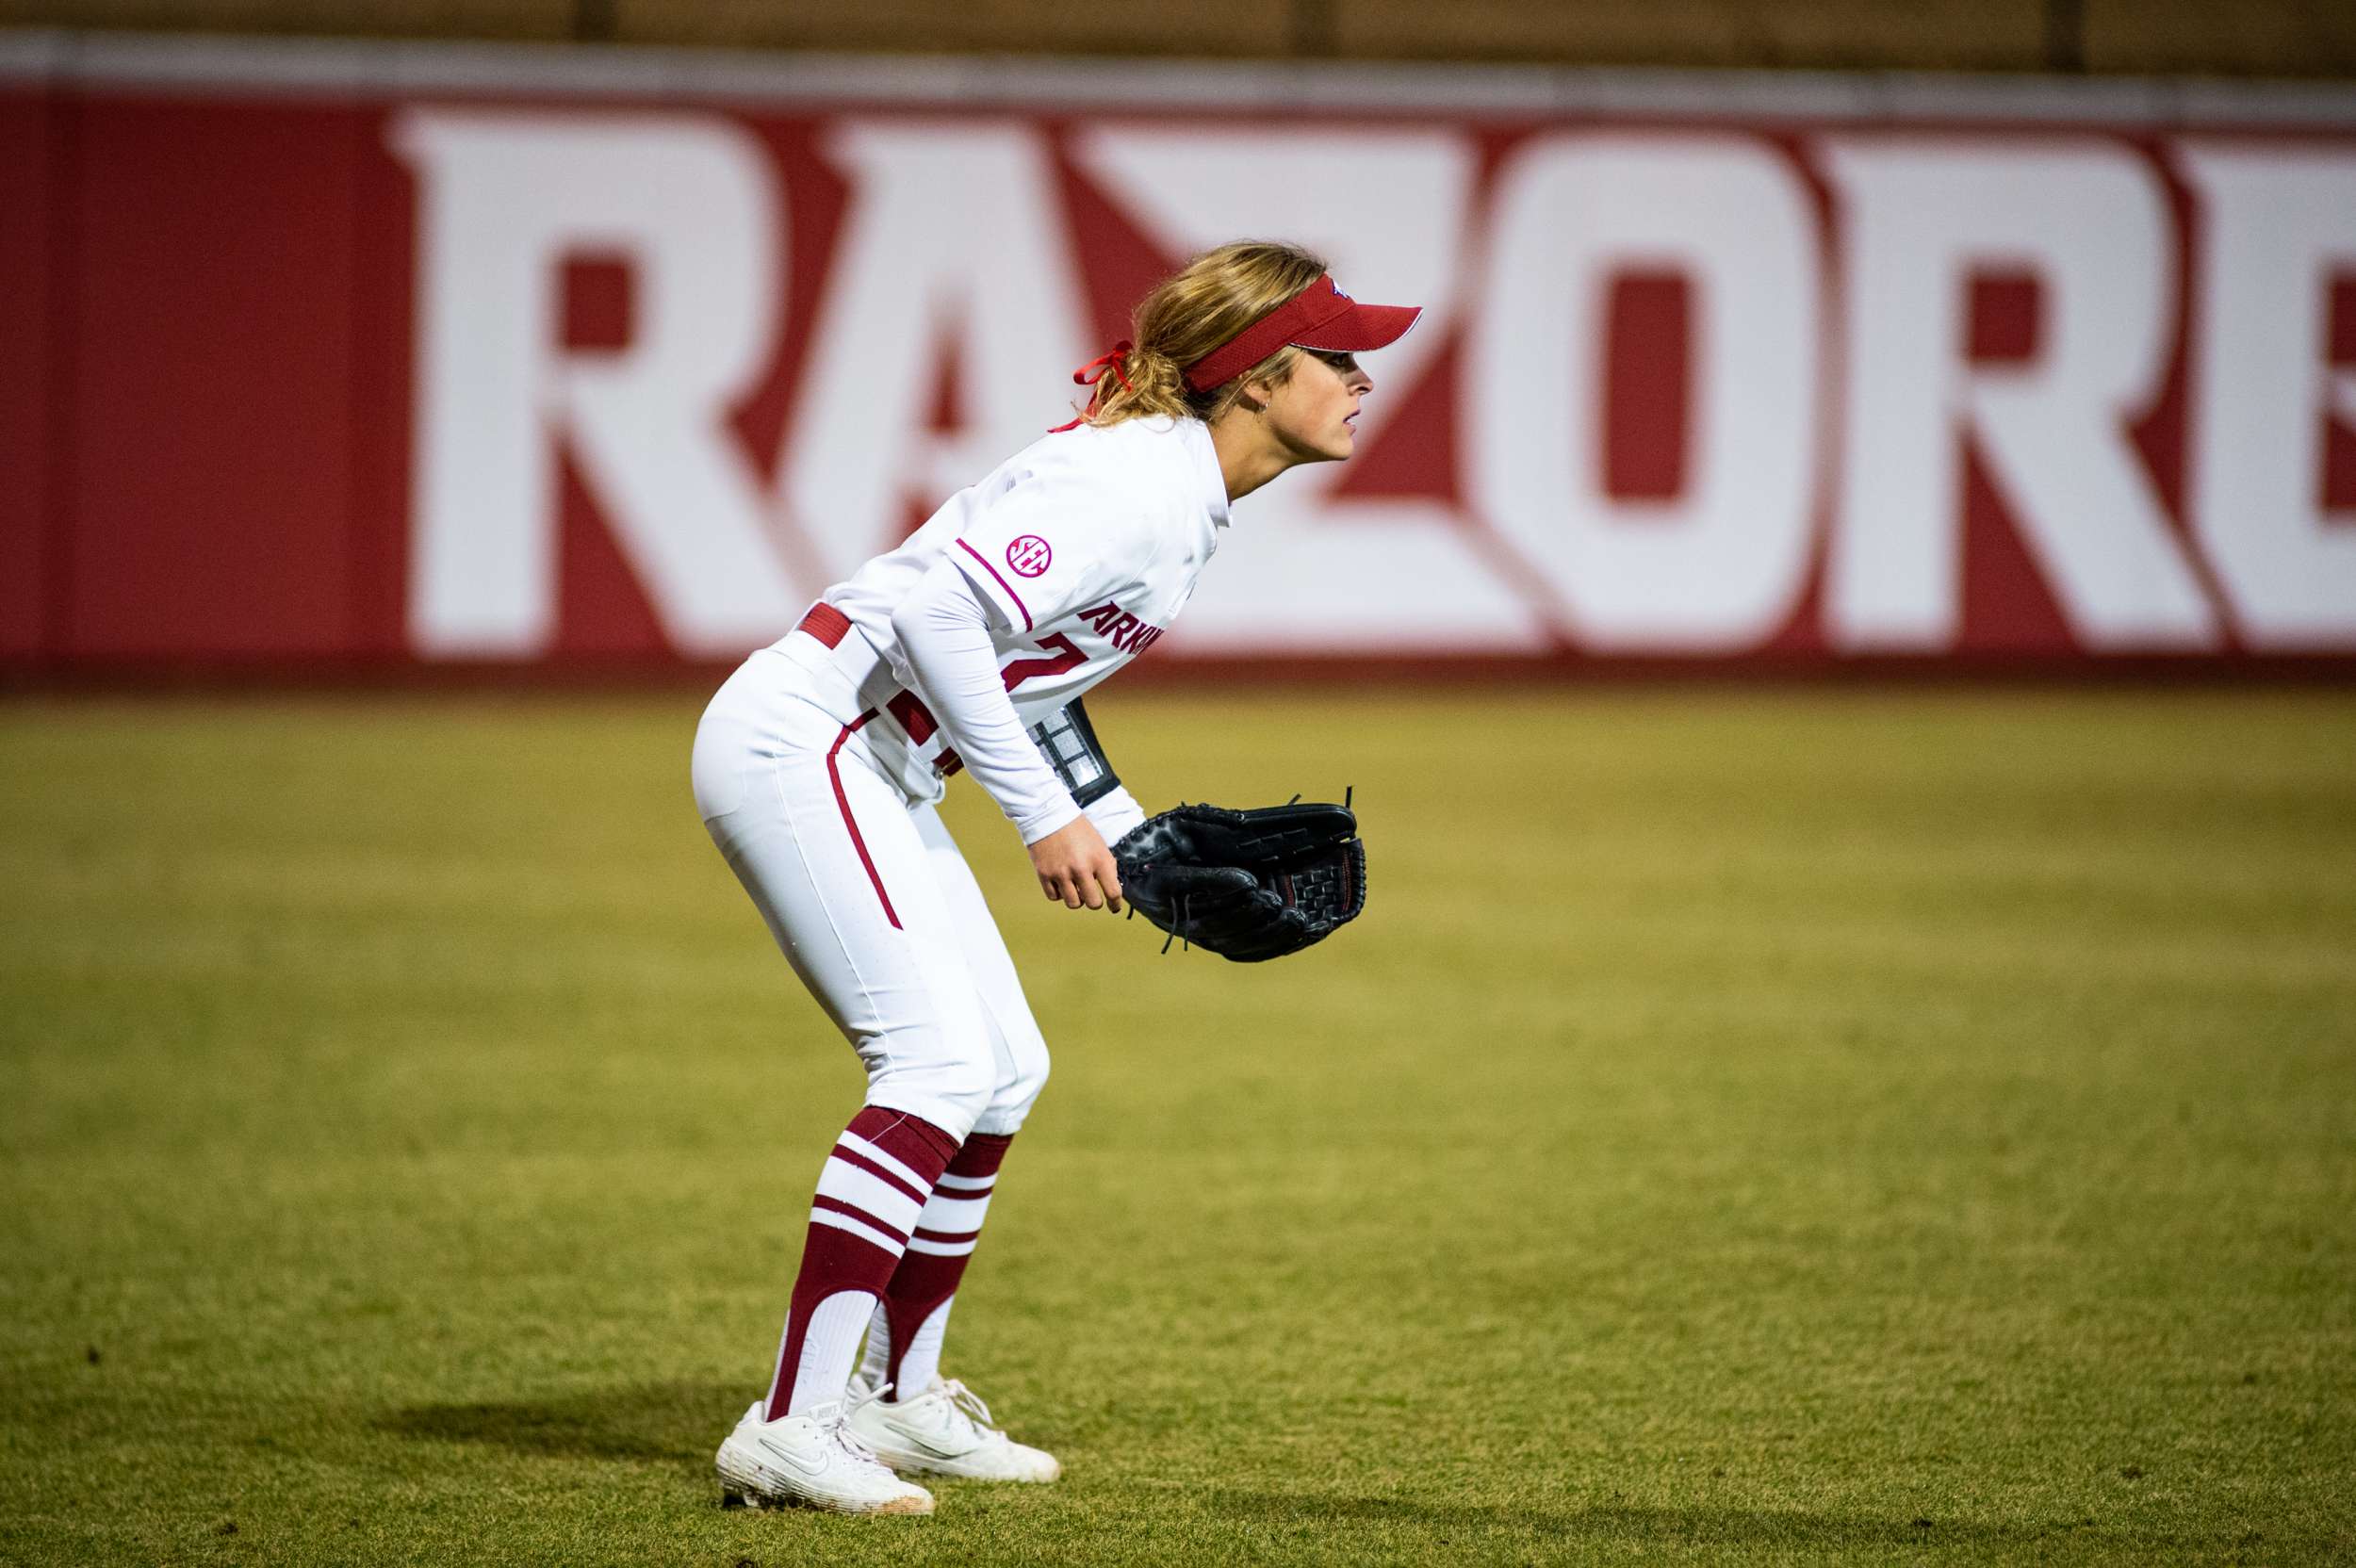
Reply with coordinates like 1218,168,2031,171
1048,340,1135,433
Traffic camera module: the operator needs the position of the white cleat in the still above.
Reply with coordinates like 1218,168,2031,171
845,1376,1062,1483
714,1393,936,1516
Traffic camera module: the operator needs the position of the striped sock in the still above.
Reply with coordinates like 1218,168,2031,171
764,1106,960,1421
858,1132,1013,1402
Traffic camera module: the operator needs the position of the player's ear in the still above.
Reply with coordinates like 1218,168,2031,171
1236,349,1304,414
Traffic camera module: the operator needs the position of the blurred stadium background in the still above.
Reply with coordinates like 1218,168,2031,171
3,2,2351,1564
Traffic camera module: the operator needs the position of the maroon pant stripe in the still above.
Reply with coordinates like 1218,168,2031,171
826,710,900,930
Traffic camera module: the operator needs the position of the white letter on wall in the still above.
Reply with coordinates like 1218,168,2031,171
782,122,1088,583
1467,134,1819,651
394,111,796,657
1821,139,2216,651
2178,145,2356,648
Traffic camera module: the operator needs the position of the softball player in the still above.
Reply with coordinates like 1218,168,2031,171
695,240,1419,1515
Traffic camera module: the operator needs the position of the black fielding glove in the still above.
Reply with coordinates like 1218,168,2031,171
1113,801,1366,962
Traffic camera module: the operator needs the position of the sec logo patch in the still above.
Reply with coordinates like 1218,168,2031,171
1006,535,1053,578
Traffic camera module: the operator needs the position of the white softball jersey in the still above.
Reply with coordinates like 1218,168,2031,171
689,413,1230,1140
808,413,1228,839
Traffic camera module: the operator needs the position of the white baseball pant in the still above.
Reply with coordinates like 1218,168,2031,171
691,647,1051,1143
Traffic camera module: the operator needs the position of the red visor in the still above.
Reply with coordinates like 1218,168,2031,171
1182,273,1423,392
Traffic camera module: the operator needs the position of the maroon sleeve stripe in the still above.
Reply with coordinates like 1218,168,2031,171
955,537,1034,631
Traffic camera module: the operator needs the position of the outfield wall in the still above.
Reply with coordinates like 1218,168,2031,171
4,33,2356,676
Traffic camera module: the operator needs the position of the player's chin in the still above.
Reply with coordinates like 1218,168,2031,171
1286,425,1355,464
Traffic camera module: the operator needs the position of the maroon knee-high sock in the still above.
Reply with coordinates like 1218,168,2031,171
763,1106,960,1421
859,1132,1014,1401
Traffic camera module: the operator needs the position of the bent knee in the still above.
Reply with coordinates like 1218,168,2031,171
977,1037,1051,1136
865,1049,996,1144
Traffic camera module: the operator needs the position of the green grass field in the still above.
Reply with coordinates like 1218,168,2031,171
3,687,2351,1566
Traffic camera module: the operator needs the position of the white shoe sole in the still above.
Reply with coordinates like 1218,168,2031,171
714,1436,935,1516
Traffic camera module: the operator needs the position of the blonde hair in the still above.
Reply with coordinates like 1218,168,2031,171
1076,241,1329,429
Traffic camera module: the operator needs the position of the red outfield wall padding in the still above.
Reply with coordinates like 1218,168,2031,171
0,86,55,660
4,44,2356,676
61,99,367,659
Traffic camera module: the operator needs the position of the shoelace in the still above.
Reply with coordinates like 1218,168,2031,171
822,1380,898,1465
940,1378,998,1439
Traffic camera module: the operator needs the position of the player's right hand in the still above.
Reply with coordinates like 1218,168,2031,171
1027,817,1124,913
